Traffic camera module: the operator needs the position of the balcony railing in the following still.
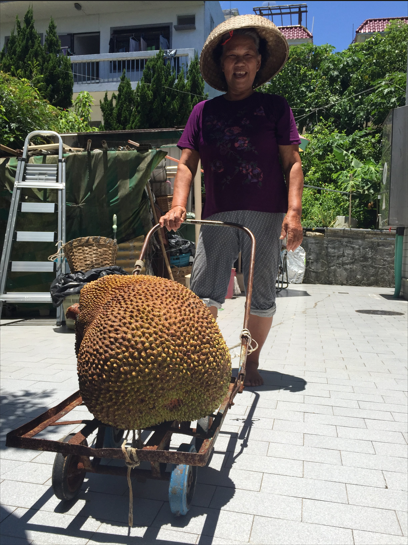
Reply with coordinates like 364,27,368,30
69,49,197,85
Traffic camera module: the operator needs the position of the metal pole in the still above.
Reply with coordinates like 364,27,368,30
194,160,202,246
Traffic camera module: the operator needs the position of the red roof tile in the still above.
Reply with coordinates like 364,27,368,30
278,25,313,40
356,17,408,34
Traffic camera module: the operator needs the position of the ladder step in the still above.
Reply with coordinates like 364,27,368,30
25,165,57,170
11,261,55,272
21,203,56,213
0,292,52,303
15,181,64,190
25,175,57,180
16,231,56,242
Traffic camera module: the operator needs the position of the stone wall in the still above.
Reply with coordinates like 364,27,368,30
301,229,395,287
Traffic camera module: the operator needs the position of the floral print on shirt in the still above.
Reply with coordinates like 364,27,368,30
205,108,265,188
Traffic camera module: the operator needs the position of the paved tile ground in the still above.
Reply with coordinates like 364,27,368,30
0,284,407,544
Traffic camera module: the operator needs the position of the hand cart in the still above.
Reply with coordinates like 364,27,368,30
6,220,256,520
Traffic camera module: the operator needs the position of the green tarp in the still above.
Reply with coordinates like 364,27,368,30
0,149,166,294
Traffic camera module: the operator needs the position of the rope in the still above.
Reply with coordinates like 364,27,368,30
47,240,64,262
228,329,259,359
121,429,142,527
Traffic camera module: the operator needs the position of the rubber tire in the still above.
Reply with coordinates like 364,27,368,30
195,416,213,452
168,443,197,517
102,426,125,448
52,433,88,501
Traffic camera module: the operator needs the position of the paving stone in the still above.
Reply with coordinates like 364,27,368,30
397,510,407,536
353,530,408,544
337,426,406,444
304,413,367,428
342,451,407,472
304,461,386,487
303,498,402,534
382,471,408,492
0,505,17,523
225,453,303,477
393,412,408,422
267,443,341,464
304,434,375,454
0,480,51,508
0,506,100,544
275,400,334,415
197,467,262,492
0,535,32,545
249,516,354,544
248,427,304,446
304,395,359,408
151,503,253,542
209,487,302,520
1,461,53,485
373,442,408,458
333,406,394,421
331,392,384,402
273,420,337,437
261,473,347,502
347,483,407,511
0,459,26,477
250,407,304,422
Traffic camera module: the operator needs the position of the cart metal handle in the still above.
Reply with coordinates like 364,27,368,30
133,219,257,394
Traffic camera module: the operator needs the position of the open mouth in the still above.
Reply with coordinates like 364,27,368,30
233,71,247,79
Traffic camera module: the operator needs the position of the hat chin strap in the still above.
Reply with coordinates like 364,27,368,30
221,30,234,46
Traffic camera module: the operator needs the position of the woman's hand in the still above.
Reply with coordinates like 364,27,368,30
280,211,303,251
159,205,187,231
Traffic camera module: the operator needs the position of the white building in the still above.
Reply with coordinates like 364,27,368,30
0,1,224,123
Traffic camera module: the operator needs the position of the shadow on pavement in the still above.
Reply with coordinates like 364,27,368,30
0,371,306,544
276,288,311,297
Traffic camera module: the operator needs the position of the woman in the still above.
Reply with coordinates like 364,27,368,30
160,15,304,386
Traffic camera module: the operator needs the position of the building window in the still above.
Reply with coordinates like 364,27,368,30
110,25,170,52
175,14,196,31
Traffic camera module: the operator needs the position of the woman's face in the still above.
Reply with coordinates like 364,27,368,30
221,35,261,94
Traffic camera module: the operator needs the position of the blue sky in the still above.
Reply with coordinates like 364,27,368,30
219,1,408,51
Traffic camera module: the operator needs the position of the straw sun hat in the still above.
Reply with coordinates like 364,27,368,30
200,14,289,92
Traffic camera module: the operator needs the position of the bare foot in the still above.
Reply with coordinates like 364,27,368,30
244,361,264,387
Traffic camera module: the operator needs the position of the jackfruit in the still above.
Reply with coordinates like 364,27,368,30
76,275,231,430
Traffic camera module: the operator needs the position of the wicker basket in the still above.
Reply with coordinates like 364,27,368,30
171,265,192,286
156,195,173,213
63,236,118,272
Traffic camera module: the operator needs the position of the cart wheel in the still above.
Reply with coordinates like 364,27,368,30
195,416,213,452
52,433,88,501
102,426,125,448
168,443,197,517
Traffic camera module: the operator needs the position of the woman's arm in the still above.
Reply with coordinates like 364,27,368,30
278,144,304,251
159,148,200,231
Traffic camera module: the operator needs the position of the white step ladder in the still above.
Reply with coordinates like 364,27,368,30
0,131,66,324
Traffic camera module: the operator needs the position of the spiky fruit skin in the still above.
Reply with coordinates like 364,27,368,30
77,275,231,430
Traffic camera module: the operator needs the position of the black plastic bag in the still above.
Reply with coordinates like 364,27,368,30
50,266,128,307
167,232,195,257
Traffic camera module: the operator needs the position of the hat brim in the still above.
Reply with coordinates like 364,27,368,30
200,14,289,92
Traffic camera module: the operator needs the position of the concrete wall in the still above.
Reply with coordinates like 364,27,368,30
301,229,395,287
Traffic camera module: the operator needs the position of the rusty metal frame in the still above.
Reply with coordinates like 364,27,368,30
6,219,256,480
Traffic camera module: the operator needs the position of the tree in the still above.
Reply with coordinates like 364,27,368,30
0,71,94,149
0,8,74,108
42,18,73,108
99,92,117,131
111,70,134,129
0,7,44,86
259,20,408,134
186,54,207,109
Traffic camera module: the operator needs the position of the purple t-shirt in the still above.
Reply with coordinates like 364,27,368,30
178,93,300,219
